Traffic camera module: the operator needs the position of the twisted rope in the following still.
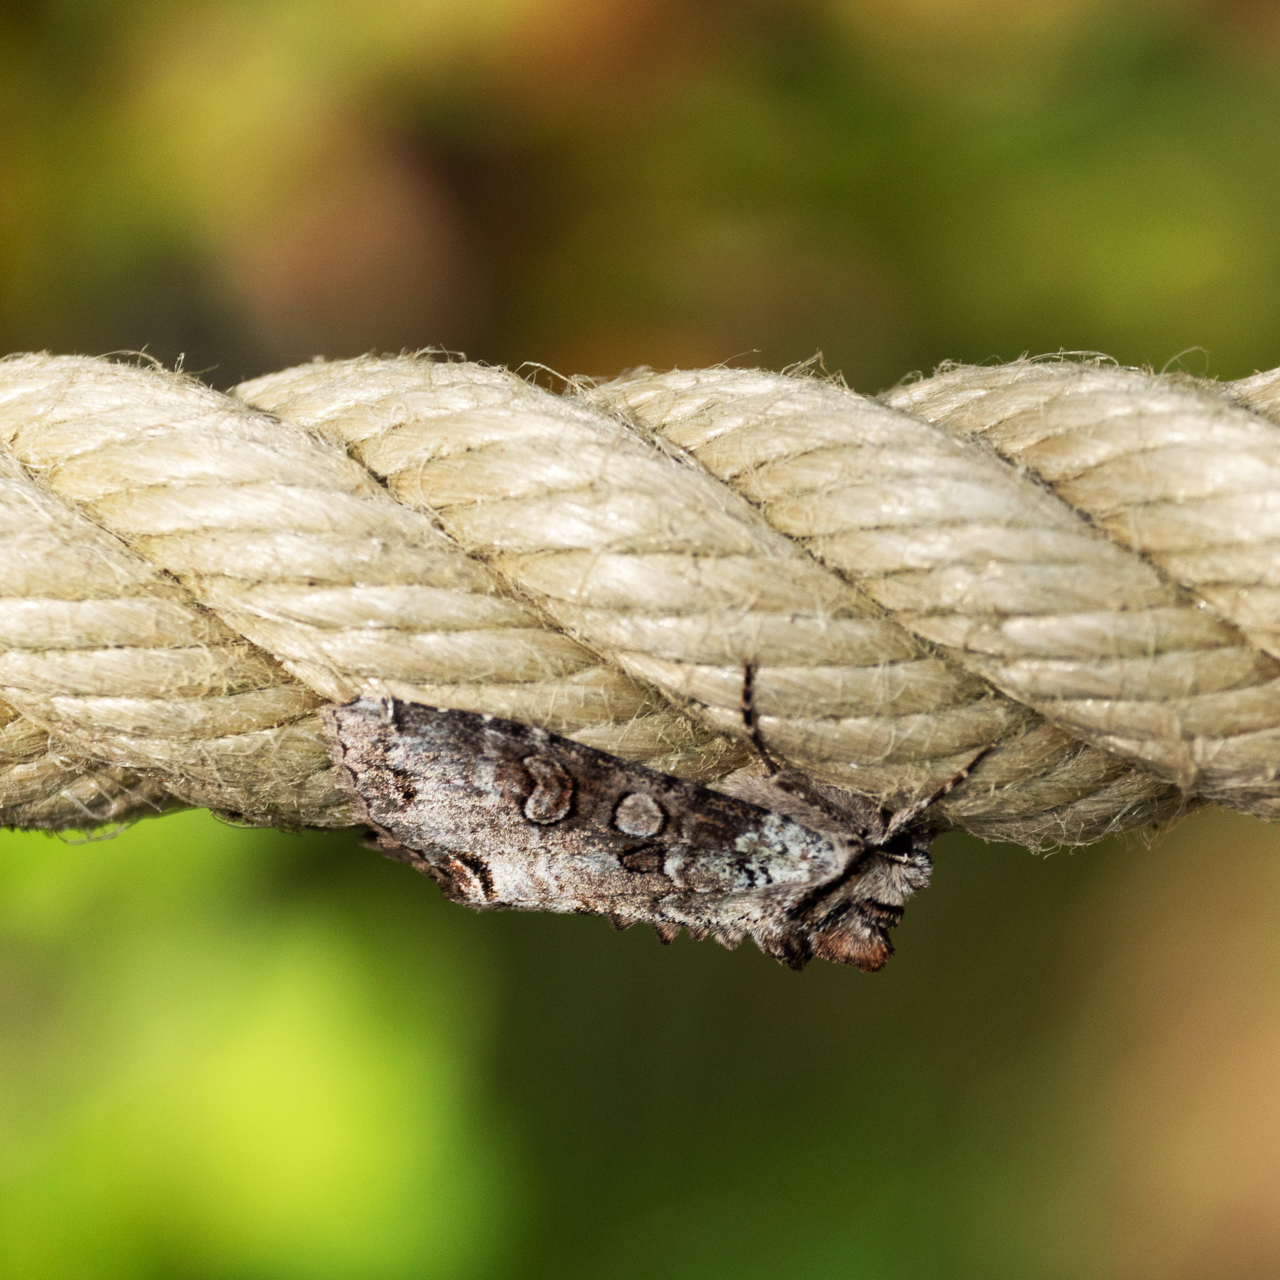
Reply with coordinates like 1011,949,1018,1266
2,351,1278,848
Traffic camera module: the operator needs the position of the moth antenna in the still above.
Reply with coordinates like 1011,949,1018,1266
741,662,781,776
883,742,998,839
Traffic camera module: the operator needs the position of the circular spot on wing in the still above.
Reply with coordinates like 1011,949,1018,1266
521,754,574,824
614,791,665,837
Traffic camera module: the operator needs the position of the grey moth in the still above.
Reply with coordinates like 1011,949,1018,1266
321,696,973,971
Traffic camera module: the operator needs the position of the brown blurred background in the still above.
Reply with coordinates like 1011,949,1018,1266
9,0,1280,388
3,1,1280,1277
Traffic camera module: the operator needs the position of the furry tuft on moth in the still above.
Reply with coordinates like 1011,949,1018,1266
322,690,985,972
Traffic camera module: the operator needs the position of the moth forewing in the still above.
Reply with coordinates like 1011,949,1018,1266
323,697,935,971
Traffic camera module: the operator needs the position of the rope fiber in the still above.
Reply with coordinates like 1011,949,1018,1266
3,350,1279,849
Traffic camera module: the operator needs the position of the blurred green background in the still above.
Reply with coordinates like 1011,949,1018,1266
4,1,1280,1276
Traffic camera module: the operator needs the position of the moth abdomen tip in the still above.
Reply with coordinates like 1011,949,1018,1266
757,930,812,971
812,926,893,973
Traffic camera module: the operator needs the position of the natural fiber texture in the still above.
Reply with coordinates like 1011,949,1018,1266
2,350,1279,847
0,694,169,828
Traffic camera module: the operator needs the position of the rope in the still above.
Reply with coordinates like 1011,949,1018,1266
1,350,1278,849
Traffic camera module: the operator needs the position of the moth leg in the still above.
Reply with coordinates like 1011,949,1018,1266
880,742,998,843
741,661,782,775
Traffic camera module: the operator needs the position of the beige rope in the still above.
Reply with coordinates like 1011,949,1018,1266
0,695,168,828
2,350,1278,847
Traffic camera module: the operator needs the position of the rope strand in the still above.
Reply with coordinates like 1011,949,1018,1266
2,350,1277,846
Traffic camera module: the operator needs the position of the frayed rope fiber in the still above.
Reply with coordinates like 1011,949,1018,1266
3,350,1280,848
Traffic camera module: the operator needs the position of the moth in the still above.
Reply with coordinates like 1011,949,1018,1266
322,687,980,971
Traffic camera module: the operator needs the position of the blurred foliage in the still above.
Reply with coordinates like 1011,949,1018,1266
3,0,1280,1276
6,0,1280,386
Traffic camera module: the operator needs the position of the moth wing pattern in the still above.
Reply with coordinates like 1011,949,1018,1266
322,697,936,971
